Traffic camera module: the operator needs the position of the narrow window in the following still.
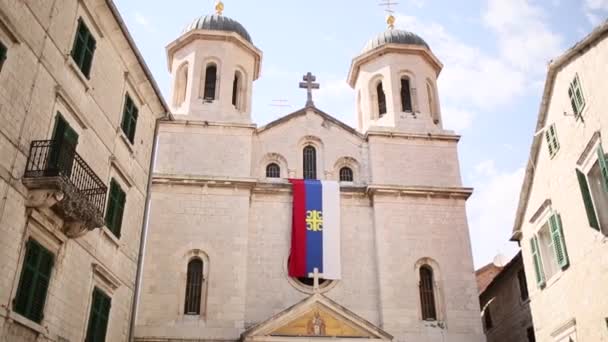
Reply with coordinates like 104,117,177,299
121,94,139,144
568,74,585,118
545,124,560,158
203,65,217,101
266,163,280,178
527,326,536,342
419,265,437,320
49,114,79,177
517,269,529,301
401,78,412,112
85,288,111,342
0,41,7,72
484,306,493,331
184,258,203,315
535,213,569,283
105,179,126,238
303,146,317,180
71,18,96,78
13,239,54,323
377,82,387,117
339,167,353,182
232,72,242,109
174,63,188,107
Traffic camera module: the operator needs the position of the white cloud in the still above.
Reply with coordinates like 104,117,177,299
483,0,563,72
315,77,356,126
467,162,525,267
135,12,155,32
441,106,475,132
584,0,608,25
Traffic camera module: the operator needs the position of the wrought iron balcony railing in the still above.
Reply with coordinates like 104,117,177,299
23,140,107,228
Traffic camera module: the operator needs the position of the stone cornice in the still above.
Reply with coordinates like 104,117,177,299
153,174,472,199
365,130,461,142
161,119,257,130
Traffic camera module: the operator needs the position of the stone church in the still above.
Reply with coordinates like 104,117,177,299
135,3,484,342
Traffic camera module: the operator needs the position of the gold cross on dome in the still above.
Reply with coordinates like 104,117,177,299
379,0,399,29
215,1,224,15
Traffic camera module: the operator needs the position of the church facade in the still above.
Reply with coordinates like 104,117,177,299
135,6,484,342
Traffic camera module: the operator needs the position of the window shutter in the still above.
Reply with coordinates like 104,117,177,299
113,190,126,238
86,288,111,342
13,240,39,316
530,236,545,288
105,181,117,229
82,33,96,78
597,144,608,193
576,169,600,230
30,248,53,322
549,214,569,269
545,131,554,156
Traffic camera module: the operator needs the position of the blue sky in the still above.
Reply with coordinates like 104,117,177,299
114,0,607,268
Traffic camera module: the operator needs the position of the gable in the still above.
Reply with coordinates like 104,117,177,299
241,294,392,341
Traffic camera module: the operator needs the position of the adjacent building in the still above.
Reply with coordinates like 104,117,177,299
476,252,535,342
512,20,608,341
135,4,484,342
0,1,167,341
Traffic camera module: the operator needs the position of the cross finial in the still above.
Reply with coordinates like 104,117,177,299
215,0,224,15
299,72,320,107
308,268,324,293
379,0,399,29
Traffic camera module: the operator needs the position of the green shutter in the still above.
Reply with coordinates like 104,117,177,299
71,18,96,78
597,144,608,193
576,168,600,230
545,131,554,156
13,240,54,323
105,180,125,238
530,236,545,288
121,95,138,143
86,288,111,342
549,214,569,269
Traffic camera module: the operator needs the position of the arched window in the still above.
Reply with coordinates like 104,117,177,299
232,72,241,108
377,82,387,117
174,63,188,107
339,167,353,182
426,81,439,124
401,77,413,112
303,146,317,180
419,265,437,320
184,258,203,315
266,163,280,178
203,64,217,101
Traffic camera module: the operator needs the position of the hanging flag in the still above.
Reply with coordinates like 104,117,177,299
288,179,341,280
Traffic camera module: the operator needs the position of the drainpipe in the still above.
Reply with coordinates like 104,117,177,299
128,112,173,341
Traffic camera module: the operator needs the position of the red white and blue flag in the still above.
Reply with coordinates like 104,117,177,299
288,179,341,280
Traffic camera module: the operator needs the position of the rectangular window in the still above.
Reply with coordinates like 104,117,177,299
121,94,139,144
568,74,585,118
0,41,7,72
13,239,54,323
105,179,126,238
534,213,569,285
577,146,608,234
545,123,560,158
85,287,111,342
517,269,529,301
71,18,96,78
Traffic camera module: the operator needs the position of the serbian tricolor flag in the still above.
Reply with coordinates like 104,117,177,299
288,179,341,280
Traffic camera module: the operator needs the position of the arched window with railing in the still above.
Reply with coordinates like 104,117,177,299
339,167,353,182
266,163,280,178
303,146,317,180
184,258,203,315
203,64,217,101
419,265,437,320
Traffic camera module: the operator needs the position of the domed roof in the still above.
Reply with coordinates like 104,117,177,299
184,14,252,44
362,29,429,53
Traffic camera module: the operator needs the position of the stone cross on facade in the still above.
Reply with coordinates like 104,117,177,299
308,267,323,293
299,72,320,107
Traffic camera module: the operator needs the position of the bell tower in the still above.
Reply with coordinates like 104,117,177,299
166,1,262,124
347,13,443,134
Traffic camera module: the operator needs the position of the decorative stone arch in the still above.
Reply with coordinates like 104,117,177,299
414,257,446,322
369,74,386,120
200,57,222,101
333,157,361,184
398,69,418,113
259,152,288,179
425,77,441,125
232,65,249,112
297,135,325,180
173,61,189,107
177,249,210,319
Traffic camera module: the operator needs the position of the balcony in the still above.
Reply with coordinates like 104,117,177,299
22,140,107,237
